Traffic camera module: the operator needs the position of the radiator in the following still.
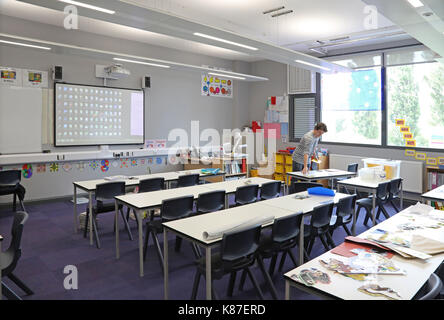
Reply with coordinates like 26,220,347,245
329,154,424,193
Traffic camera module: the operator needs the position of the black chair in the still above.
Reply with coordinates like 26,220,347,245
387,178,402,213
413,273,443,300
305,202,336,256
177,174,200,188
143,195,197,273
197,190,226,214
83,181,133,249
238,212,306,300
234,184,259,207
356,181,390,227
191,224,264,300
329,194,357,237
260,181,281,200
126,177,165,222
0,170,26,212
289,181,322,194
333,163,358,192
0,211,33,300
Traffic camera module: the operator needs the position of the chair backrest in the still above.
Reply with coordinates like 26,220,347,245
0,170,21,186
311,202,335,230
95,181,126,202
177,174,200,187
235,184,259,205
347,163,359,173
290,182,322,194
197,190,225,214
139,177,165,193
271,212,303,243
336,194,356,218
389,178,402,197
161,195,195,221
376,181,390,201
220,224,261,263
260,181,281,200
415,273,443,300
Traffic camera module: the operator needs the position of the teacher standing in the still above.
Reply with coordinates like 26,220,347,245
292,122,328,174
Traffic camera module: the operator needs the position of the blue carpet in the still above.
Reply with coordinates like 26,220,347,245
0,194,410,300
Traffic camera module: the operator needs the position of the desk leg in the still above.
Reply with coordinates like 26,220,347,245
136,210,144,277
225,194,229,209
372,190,376,226
298,219,305,265
0,239,2,300
115,200,120,259
73,185,78,233
285,280,290,300
89,192,93,246
164,229,169,300
352,202,357,236
206,246,212,300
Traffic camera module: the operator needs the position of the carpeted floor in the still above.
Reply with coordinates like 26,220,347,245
0,194,411,300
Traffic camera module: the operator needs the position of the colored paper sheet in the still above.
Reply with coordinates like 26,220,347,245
439,157,444,166
405,149,416,157
403,133,413,139
263,123,281,139
331,240,394,259
281,123,289,136
415,152,426,160
405,139,416,147
400,126,410,133
395,119,405,126
426,158,437,165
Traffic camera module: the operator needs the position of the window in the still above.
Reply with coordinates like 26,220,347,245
387,62,444,149
321,67,382,145
289,94,318,142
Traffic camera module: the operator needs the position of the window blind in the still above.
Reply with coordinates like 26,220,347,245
293,96,316,139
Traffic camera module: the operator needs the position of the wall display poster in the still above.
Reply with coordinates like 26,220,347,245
400,126,410,133
62,163,73,172
37,164,46,173
403,133,413,139
156,139,167,148
395,119,405,126
405,139,416,147
22,164,32,179
146,140,155,148
22,69,48,88
263,123,281,139
439,157,444,166
405,149,416,157
50,163,59,172
415,152,427,161
0,66,22,86
101,160,110,172
201,74,233,98
426,158,438,166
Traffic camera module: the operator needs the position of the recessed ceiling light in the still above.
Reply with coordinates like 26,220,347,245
193,33,258,51
58,0,115,14
208,72,246,80
0,39,51,50
295,60,330,71
113,58,170,68
406,0,424,8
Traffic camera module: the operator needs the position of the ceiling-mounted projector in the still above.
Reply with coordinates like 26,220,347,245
103,64,131,79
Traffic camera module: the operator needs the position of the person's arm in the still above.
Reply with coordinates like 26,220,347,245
302,154,309,174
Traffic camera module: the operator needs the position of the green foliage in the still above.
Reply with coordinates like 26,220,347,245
425,63,444,126
353,111,379,139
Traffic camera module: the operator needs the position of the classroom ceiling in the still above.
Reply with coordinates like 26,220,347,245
1,0,438,66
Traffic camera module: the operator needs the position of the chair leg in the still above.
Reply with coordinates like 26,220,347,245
307,235,316,255
227,271,237,297
1,281,22,300
190,243,201,259
13,193,17,212
119,208,133,241
19,199,26,212
83,210,89,238
246,267,264,300
143,225,150,261
278,252,287,273
238,269,248,291
379,205,390,220
287,249,298,267
92,214,101,249
375,207,382,220
268,254,278,277
390,200,400,213
174,236,183,252
8,273,34,295
151,229,165,274
191,271,201,300
211,282,219,300
319,235,330,252
363,207,372,226
256,257,278,300
325,232,336,249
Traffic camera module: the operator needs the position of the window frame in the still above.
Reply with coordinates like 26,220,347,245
313,46,444,152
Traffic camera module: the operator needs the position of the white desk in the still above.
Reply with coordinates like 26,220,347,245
422,185,444,203
0,234,2,300
73,168,225,245
286,169,357,190
162,190,350,300
337,177,403,227
284,206,444,300
114,177,276,277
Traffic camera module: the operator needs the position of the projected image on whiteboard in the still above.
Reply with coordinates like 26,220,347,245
55,83,144,146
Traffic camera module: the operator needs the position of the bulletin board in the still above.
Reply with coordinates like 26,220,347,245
201,74,233,98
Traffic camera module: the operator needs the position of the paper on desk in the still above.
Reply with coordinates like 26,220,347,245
202,215,274,241
405,202,435,216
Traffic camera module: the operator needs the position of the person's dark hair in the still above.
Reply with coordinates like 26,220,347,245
314,122,328,133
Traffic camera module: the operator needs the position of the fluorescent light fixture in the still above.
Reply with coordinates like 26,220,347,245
295,60,330,71
0,39,51,50
58,0,115,14
271,10,293,18
114,58,170,68
406,0,424,8
208,72,246,80
263,6,285,14
193,33,258,51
